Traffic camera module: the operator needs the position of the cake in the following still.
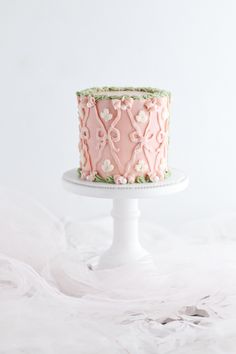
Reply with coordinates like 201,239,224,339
76,87,171,184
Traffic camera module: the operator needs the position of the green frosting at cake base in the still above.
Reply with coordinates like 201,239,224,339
77,168,171,184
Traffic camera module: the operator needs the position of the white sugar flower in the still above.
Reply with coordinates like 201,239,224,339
86,171,97,182
100,108,113,122
148,173,160,183
135,160,148,173
101,159,114,173
127,175,135,184
152,175,160,182
114,175,127,184
136,110,148,123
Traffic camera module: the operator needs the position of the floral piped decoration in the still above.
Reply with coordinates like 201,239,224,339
145,98,161,112
135,160,148,173
76,87,171,100
101,159,114,173
86,171,97,182
87,97,95,108
100,108,113,122
80,95,96,108
77,168,171,184
136,110,148,123
80,171,89,180
147,173,160,183
114,175,127,184
127,175,135,184
112,97,134,111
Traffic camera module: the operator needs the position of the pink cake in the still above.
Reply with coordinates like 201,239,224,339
76,87,171,184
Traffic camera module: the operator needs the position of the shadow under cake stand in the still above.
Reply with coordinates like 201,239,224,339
62,168,188,269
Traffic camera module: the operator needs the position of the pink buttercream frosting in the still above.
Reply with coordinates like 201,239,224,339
77,89,170,184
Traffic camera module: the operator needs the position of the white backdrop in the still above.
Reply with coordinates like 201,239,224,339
0,0,236,228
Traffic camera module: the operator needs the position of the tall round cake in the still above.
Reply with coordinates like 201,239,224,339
77,87,171,184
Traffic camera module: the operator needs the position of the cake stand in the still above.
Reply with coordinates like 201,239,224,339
62,168,188,270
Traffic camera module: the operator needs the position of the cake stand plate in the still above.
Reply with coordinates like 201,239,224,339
63,168,188,199
62,168,188,269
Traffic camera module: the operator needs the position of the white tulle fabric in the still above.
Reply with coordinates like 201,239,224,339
0,187,236,354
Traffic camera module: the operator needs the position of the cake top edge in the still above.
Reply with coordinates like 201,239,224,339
76,86,171,100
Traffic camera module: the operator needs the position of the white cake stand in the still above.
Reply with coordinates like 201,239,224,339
62,168,188,269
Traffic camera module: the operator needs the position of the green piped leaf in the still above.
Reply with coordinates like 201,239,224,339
77,167,82,178
105,176,115,184
94,174,105,183
135,176,146,183
165,170,171,179
145,174,152,183
77,170,169,184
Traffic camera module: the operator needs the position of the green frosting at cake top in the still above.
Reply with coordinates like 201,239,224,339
76,86,171,101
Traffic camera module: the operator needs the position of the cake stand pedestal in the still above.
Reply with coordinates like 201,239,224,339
62,168,188,269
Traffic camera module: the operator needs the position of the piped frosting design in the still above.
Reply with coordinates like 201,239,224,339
77,87,171,184
77,86,170,101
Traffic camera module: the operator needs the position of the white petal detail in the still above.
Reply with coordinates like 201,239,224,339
135,160,148,173
100,108,113,122
151,175,160,182
136,110,148,123
101,159,114,173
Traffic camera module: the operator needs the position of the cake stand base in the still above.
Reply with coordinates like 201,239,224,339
48,168,188,296
98,199,148,269
62,168,188,270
